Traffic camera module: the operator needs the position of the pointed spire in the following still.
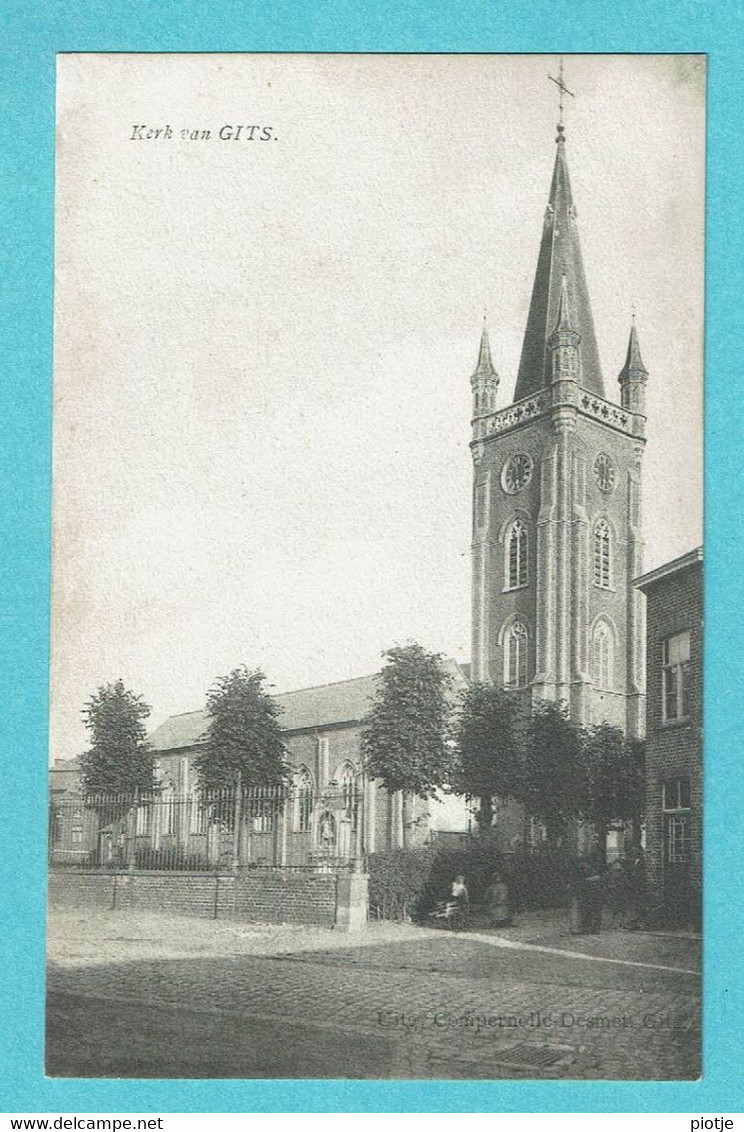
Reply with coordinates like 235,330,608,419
618,315,648,419
619,316,648,380
514,129,605,401
470,317,499,423
473,321,496,375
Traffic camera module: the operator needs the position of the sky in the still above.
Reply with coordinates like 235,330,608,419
51,53,705,763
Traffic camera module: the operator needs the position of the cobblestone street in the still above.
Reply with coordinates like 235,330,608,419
46,908,700,1080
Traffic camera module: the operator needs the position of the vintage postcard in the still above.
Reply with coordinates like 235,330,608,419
48,53,704,1081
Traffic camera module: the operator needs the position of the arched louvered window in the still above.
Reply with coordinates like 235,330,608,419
592,621,614,690
504,619,529,688
294,766,314,833
506,519,528,590
593,520,611,589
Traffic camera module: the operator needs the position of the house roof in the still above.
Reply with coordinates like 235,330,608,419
634,546,703,593
49,756,82,793
149,658,470,754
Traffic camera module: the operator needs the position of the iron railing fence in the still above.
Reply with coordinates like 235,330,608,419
48,783,365,872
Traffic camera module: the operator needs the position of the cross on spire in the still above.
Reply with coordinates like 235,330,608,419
548,57,574,132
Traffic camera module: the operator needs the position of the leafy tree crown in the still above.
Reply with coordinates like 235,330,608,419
583,723,646,827
452,682,524,827
524,701,585,831
360,643,453,798
195,666,288,791
78,679,155,797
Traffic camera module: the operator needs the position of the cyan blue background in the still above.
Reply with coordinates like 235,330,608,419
1,0,741,1113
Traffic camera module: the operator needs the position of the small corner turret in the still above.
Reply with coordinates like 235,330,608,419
549,273,581,393
470,322,499,431
618,315,648,436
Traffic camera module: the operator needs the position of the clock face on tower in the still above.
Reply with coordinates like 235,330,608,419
594,452,616,493
502,453,533,495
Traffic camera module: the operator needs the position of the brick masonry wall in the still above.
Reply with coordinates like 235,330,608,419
232,872,336,927
642,561,703,913
49,869,338,928
48,871,117,909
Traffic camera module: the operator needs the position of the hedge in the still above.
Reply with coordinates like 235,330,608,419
368,840,577,920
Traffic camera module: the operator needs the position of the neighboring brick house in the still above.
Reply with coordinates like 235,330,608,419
635,547,703,925
49,756,98,865
49,661,472,867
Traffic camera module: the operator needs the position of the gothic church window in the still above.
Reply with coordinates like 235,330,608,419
135,803,151,837
188,794,206,835
505,518,528,590
161,782,177,836
593,519,612,589
503,618,529,688
337,762,360,833
294,766,314,833
592,621,614,690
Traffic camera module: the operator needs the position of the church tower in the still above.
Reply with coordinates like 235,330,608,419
470,116,646,737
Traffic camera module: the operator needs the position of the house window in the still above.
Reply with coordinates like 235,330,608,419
666,815,691,864
663,777,692,865
295,766,314,833
592,621,614,690
662,631,691,722
505,519,528,590
504,619,529,688
528,816,547,849
49,807,63,845
662,777,691,812
663,777,691,864
593,520,611,588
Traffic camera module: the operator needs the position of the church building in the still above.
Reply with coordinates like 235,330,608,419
469,115,648,737
50,662,471,868
50,93,658,871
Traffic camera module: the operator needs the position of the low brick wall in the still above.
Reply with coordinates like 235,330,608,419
48,870,117,909
48,868,340,928
232,871,336,926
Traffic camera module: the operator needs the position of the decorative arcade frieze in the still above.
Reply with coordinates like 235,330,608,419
578,390,635,434
480,391,550,437
474,387,639,444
